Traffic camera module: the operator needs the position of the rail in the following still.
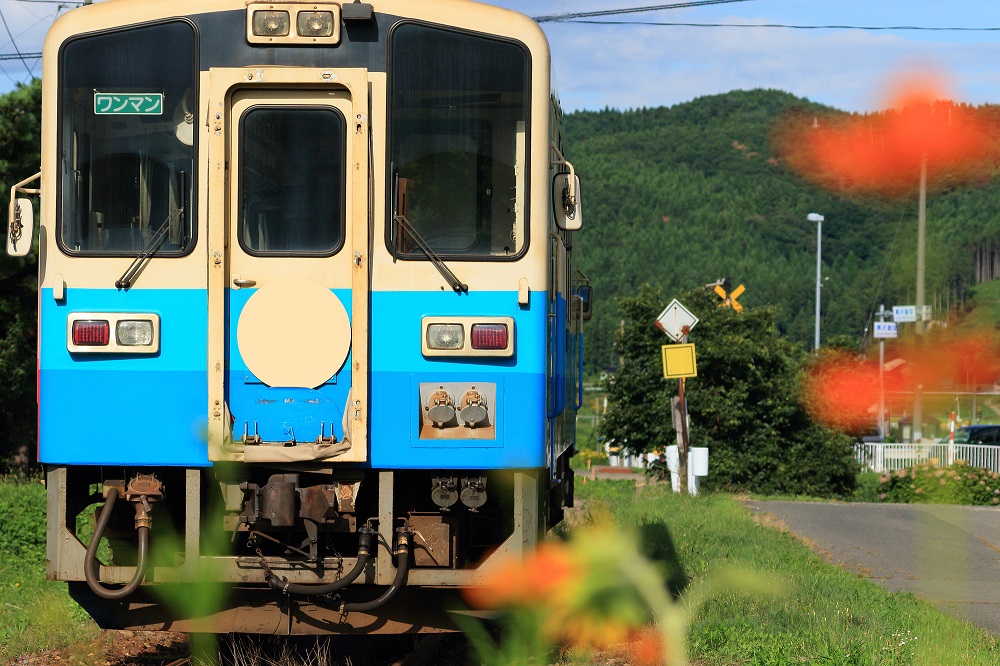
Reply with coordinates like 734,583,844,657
855,442,1000,474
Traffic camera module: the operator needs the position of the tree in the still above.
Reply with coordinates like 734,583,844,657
599,284,858,497
0,80,42,470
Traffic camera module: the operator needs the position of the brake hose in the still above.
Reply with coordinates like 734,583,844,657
266,526,374,595
340,527,411,613
84,488,150,600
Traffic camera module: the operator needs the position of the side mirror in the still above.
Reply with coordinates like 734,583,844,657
552,173,583,231
7,197,34,257
576,284,593,321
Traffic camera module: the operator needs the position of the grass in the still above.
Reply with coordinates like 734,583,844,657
0,474,100,663
575,479,1000,665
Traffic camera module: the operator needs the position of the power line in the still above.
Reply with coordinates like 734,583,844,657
0,52,40,60
553,19,1000,31
533,0,755,24
0,8,34,77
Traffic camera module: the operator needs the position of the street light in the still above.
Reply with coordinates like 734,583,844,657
807,213,824,352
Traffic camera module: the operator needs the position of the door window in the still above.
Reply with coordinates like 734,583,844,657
238,106,346,256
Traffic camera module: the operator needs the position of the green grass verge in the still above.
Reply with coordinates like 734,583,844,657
575,480,1000,665
0,475,99,663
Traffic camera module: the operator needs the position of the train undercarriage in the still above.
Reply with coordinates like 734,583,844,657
48,458,572,634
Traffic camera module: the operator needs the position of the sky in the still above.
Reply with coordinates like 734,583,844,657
3,0,1000,112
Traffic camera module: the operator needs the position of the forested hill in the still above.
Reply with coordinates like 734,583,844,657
564,88,1000,375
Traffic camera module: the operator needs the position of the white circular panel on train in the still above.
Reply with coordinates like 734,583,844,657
237,278,350,388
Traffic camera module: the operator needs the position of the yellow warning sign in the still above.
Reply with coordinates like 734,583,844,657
661,343,697,379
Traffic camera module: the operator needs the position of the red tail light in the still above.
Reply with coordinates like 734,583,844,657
471,323,508,350
72,320,110,346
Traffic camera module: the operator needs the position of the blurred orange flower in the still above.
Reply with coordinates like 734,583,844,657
774,71,1000,198
554,614,633,651
462,526,664,658
462,541,581,610
629,627,668,666
804,351,899,431
804,329,1000,432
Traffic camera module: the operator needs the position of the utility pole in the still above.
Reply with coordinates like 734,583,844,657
913,156,927,441
808,213,825,352
876,305,888,438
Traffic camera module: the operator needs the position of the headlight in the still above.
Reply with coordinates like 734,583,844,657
297,11,335,37
252,10,290,37
426,323,464,350
116,320,155,346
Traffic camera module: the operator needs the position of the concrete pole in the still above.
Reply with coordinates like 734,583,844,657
808,213,825,352
879,304,886,439
815,217,822,352
913,157,927,441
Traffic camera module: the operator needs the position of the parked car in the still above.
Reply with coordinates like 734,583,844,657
944,424,1000,445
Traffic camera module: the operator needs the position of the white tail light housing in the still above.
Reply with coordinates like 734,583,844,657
421,317,514,358
67,313,160,354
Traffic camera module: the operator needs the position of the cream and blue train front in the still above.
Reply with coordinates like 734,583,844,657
18,0,585,635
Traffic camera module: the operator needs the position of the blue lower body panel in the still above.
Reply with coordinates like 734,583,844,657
38,288,209,466
40,368,209,465
369,290,548,469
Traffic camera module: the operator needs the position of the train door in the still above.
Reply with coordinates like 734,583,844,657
205,69,370,463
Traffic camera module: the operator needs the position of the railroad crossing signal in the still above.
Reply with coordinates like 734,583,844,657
714,283,745,312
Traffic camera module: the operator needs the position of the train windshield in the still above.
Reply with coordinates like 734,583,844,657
389,24,528,260
58,21,196,255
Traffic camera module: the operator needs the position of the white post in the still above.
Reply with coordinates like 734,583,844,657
808,213,825,352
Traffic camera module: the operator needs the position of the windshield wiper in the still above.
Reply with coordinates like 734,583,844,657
115,208,182,290
393,174,468,294
395,213,469,294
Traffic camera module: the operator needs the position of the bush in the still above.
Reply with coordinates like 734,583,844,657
877,462,1000,506
573,449,609,469
852,471,883,502
0,474,47,560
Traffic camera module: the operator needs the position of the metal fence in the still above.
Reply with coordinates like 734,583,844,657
855,442,1000,474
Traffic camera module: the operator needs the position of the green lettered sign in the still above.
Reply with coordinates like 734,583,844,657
94,93,164,116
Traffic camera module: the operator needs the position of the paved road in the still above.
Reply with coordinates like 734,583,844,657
744,501,1000,635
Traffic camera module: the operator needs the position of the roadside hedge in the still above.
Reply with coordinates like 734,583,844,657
878,462,1000,506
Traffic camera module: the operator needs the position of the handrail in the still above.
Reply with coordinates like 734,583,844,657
572,295,585,411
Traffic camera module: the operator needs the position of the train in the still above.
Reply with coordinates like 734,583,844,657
5,0,589,635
